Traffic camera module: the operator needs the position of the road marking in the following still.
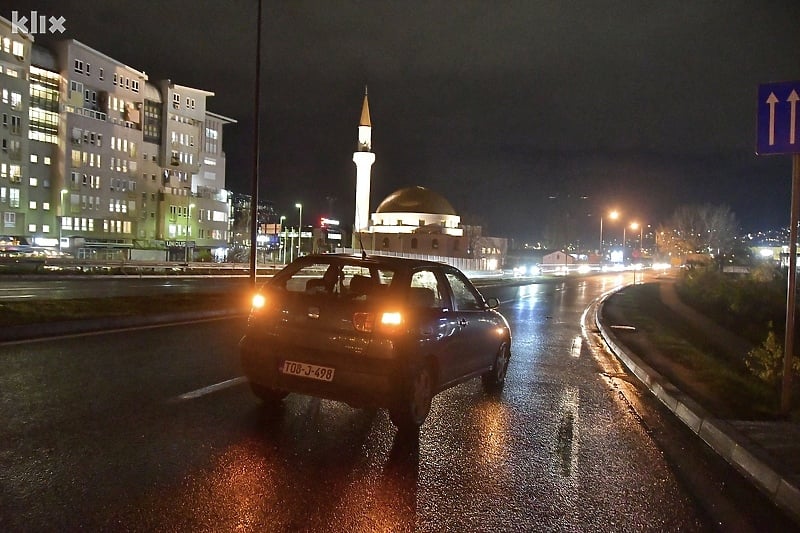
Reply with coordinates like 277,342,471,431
570,336,582,358
175,376,248,400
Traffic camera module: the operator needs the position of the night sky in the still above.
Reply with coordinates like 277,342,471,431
9,0,800,242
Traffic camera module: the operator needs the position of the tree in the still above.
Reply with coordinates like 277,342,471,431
657,204,738,260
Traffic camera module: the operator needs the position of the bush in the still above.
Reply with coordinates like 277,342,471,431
746,323,800,387
677,265,787,345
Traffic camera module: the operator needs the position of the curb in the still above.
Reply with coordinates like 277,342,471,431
0,309,244,343
595,286,800,525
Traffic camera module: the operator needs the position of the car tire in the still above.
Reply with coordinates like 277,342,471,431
389,363,434,430
482,341,510,392
250,382,288,405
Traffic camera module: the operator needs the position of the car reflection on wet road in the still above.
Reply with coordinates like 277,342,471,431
0,274,790,531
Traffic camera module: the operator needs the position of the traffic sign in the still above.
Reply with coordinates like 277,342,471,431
757,80,800,155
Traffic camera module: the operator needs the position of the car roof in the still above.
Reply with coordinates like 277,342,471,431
296,253,450,270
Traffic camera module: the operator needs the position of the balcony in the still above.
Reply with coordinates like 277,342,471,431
77,108,107,122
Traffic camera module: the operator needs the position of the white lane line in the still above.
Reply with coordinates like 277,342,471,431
176,376,248,400
570,335,582,358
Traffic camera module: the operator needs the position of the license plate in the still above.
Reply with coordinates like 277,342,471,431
281,360,335,382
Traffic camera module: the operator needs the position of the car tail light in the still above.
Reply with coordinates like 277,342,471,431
380,311,403,326
353,311,404,333
251,293,266,310
250,293,275,316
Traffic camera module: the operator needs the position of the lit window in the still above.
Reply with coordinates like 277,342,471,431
30,154,38,163
29,201,37,210
29,177,38,186
12,41,24,58
28,224,36,232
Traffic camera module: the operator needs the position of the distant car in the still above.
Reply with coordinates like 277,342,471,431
239,254,512,430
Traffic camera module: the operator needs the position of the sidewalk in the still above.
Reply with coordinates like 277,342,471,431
597,280,800,525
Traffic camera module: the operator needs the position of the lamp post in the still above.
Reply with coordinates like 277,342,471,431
59,188,68,254
295,202,303,259
629,222,640,283
622,225,627,263
600,210,619,264
279,215,286,264
184,190,194,263
630,222,643,256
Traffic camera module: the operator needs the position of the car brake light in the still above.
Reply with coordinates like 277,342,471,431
380,311,403,326
251,293,266,310
353,311,403,333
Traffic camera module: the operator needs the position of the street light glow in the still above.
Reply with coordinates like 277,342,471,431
295,203,303,260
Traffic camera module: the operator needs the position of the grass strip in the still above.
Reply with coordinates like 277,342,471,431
612,283,784,419
0,292,248,327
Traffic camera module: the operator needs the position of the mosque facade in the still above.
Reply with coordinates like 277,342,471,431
349,91,506,267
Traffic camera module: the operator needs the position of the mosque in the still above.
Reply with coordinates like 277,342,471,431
347,91,506,268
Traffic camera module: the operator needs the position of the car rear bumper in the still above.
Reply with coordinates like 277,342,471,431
239,335,404,407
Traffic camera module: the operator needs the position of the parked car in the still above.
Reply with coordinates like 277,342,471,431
239,254,512,430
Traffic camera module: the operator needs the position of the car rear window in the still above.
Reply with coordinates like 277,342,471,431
275,261,396,300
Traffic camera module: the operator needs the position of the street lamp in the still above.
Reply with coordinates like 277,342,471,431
600,210,619,263
623,224,628,262
59,188,68,254
184,192,195,263
629,222,643,283
279,215,286,264
630,222,643,256
295,203,303,259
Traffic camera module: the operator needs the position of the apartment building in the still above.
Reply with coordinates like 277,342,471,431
0,15,235,260
0,16,33,245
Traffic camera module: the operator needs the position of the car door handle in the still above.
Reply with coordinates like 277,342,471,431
458,318,468,327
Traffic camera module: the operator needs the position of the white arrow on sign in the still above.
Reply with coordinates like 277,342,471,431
767,92,779,146
789,90,799,145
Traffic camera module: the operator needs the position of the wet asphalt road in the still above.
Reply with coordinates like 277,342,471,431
0,274,793,532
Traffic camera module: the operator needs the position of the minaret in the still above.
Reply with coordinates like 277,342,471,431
352,87,375,248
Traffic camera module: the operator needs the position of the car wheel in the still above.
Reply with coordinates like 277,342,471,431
390,363,434,430
482,342,510,392
249,382,288,405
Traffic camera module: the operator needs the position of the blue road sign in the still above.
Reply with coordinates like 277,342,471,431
757,81,800,155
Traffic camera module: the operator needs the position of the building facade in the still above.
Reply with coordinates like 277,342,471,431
0,17,235,261
345,91,507,269
0,17,34,247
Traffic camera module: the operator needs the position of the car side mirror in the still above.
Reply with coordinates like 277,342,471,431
486,297,500,309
